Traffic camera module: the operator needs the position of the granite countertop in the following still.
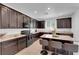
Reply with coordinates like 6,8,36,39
0,34,26,43
40,34,74,42
31,32,39,34
40,34,79,42
56,31,73,34
0,31,73,43
34,31,73,34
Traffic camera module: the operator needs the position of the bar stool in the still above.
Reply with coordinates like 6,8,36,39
50,41,62,55
63,43,78,55
39,39,49,55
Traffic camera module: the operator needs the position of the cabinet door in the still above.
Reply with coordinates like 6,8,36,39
23,16,31,28
30,19,34,28
18,37,26,51
17,13,24,28
0,5,2,28
0,43,1,55
2,40,18,55
34,20,37,28
32,19,36,28
1,6,10,28
37,21,45,28
9,10,17,28
24,16,29,23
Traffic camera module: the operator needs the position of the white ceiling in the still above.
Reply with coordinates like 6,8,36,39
3,3,79,20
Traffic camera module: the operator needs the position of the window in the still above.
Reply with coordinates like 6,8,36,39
57,18,72,28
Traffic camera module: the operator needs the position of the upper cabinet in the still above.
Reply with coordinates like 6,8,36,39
0,5,2,28
57,18,72,28
23,15,31,28
17,13,24,28
9,9,18,28
33,19,37,28
0,4,33,28
30,19,36,28
30,19,44,28
37,21,45,28
0,4,18,28
0,4,40,29
1,6,10,28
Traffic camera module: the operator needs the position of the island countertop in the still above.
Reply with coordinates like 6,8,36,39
0,34,26,43
40,34,74,42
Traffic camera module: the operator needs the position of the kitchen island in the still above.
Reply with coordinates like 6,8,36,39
40,34,74,54
40,34,74,43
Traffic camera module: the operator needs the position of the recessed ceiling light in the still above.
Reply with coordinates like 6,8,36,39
34,11,37,14
48,7,51,10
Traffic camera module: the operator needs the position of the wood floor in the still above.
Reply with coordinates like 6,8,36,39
16,39,52,55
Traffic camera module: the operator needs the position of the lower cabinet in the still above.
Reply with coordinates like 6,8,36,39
18,37,26,51
56,33,73,37
0,33,42,55
0,43,1,55
2,40,18,55
1,36,27,55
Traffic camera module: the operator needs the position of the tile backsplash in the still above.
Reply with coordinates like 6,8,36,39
0,28,72,35
0,29,29,34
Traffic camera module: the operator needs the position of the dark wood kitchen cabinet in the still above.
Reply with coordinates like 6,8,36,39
17,13,24,28
18,37,26,51
57,18,72,28
1,5,18,28
9,10,17,28
1,6,10,28
23,15,31,28
2,40,18,55
0,42,1,55
30,19,35,28
24,15,31,23
1,35,27,55
0,16,1,28
0,4,36,28
31,19,37,28
37,21,45,28
0,5,2,28
0,4,23,28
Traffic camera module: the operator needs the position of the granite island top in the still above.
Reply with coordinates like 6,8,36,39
40,34,75,42
0,34,26,43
